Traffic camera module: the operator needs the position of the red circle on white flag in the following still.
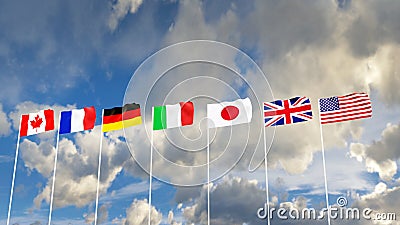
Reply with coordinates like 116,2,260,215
221,106,239,120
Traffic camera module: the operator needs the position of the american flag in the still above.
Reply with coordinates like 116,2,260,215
319,92,372,125
264,96,313,127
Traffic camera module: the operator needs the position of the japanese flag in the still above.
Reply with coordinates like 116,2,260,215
207,98,252,128
20,109,55,137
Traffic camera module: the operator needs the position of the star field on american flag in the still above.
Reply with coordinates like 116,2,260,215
319,92,372,124
319,97,340,112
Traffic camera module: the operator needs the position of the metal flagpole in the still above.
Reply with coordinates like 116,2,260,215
48,111,62,225
318,100,331,225
263,125,271,225
148,107,154,225
94,109,104,225
207,126,210,225
6,116,22,225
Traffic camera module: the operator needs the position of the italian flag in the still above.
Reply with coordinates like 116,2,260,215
153,102,194,130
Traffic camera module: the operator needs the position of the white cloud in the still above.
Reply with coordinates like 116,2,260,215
0,0,162,103
181,176,266,225
350,123,400,181
108,0,144,31
367,45,400,105
109,0,400,195
29,126,133,209
118,199,162,225
100,181,162,203
237,147,374,198
178,176,396,225
167,210,182,225
8,102,139,210
0,103,11,136
20,139,56,178
5,1,400,223
84,204,108,224
352,182,400,225
5,0,398,191
164,0,218,44
0,155,13,163
159,0,397,182
6,101,148,214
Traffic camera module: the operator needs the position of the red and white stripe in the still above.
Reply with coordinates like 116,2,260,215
320,93,372,124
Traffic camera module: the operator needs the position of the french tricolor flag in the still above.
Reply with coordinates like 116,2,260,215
59,106,96,134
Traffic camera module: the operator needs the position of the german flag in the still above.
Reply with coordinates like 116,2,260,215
102,103,142,132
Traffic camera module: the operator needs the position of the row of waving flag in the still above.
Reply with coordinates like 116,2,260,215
18,92,372,137
9,92,373,225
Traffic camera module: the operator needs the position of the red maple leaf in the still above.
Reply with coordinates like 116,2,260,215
30,115,43,131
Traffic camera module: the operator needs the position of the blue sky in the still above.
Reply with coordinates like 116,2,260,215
1,0,400,225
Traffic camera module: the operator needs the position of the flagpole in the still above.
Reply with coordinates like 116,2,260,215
206,125,211,225
148,107,154,225
263,126,271,225
207,125,210,225
94,109,104,225
48,112,61,225
6,116,22,225
318,100,331,225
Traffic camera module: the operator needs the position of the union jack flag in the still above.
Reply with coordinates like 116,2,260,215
264,96,313,127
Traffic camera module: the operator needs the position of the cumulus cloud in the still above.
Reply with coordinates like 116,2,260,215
350,123,400,181
121,39,266,185
159,0,376,181
352,182,400,225
109,1,400,202
345,0,400,58
0,103,11,137
7,0,400,191
0,0,167,104
167,210,182,225
108,0,144,31
178,176,396,225
84,204,108,224
250,0,400,106
367,45,400,105
0,1,106,102
166,0,400,105
8,100,143,210
180,176,356,225
30,126,135,209
164,0,219,44
118,199,162,225
181,176,266,225
20,139,56,178
5,0,400,223
120,2,358,189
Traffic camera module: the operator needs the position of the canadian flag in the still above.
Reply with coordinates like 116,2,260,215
207,98,252,128
20,109,55,137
